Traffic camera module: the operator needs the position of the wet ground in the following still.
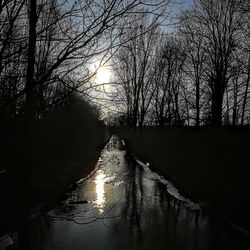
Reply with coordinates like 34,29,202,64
2,136,250,250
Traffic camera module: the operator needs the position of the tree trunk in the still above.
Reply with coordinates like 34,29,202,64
232,78,238,126
211,84,224,126
195,79,200,127
24,0,37,120
241,57,250,125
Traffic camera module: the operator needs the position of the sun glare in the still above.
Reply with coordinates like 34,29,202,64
94,171,106,213
95,65,111,84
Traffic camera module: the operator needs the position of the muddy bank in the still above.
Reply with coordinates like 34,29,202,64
117,127,250,231
3,136,250,250
0,114,110,236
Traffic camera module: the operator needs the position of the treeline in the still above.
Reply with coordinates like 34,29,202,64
0,0,168,121
112,0,250,127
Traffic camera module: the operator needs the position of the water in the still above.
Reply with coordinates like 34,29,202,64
6,136,250,250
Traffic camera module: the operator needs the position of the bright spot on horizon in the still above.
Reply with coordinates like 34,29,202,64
94,171,106,213
95,64,112,84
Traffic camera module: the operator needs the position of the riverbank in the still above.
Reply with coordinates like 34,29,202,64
4,135,250,250
0,110,109,236
118,127,250,231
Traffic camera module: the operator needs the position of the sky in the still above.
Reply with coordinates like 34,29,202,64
182,0,194,8
87,0,195,117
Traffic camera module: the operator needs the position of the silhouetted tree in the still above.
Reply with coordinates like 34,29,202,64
186,0,247,126
0,0,169,120
113,14,160,127
179,10,206,127
152,35,186,126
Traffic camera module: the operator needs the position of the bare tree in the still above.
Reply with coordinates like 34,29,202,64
0,0,26,118
152,34,186,126
240,5,250,125
0,0,169,120
179,10,206,127
181,0,247,126
113,14,160,127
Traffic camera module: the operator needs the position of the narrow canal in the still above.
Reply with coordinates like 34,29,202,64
6,136,250,250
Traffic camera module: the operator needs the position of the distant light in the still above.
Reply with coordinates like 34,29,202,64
145,162,150,167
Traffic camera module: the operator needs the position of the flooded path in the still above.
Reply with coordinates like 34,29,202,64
5,136,250,250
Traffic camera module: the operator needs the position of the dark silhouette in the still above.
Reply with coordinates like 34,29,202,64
111,0,249,127
1,0,250,249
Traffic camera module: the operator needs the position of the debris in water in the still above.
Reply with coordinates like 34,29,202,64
0,234,14,250
68,200,89,205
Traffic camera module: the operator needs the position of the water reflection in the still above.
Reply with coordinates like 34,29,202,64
123,162,144,235
94,170,106,213
10,135,250,250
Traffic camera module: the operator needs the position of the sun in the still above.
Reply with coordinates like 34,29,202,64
95,65,111,84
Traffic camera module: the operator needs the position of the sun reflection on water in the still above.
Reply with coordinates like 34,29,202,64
95,171,106,213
